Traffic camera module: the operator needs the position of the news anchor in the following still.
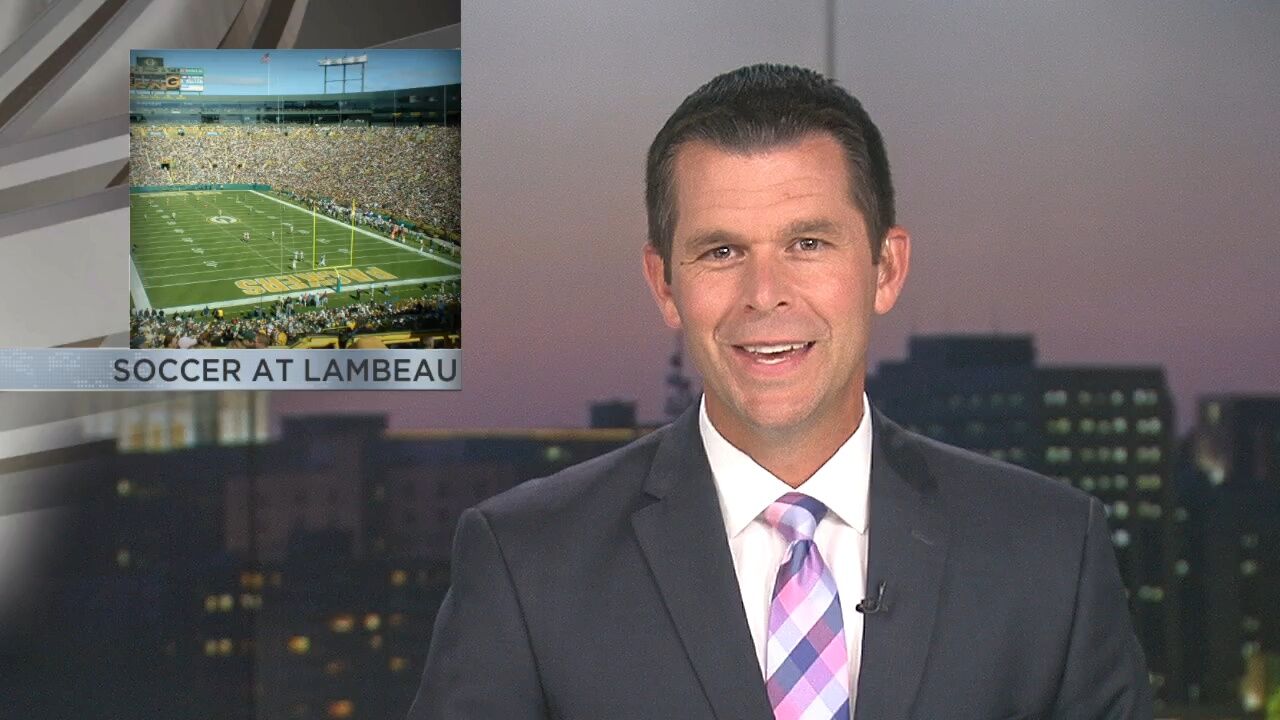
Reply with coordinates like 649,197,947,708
409,64,1152,719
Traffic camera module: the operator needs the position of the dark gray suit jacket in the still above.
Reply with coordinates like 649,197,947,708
409,406,1152,719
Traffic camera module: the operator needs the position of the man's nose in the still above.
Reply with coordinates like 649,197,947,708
742,253,791,312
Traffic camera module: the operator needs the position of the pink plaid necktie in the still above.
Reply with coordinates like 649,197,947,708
763,492,851,720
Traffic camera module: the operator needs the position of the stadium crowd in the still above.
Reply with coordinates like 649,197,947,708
129,288,461,349
130,126,459,238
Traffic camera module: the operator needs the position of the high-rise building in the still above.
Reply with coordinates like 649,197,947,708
1183,396,1280,713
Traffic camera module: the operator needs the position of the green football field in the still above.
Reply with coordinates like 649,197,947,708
129,189,460,312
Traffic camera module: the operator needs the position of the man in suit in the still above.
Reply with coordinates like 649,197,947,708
410,64,1152,719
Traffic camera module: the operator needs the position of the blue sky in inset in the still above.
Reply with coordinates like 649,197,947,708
129,49,459,95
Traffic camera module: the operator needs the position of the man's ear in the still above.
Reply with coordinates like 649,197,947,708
643,243,682,330
873,227,911,315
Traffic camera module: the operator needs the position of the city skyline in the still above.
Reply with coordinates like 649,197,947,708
273,0,1280,433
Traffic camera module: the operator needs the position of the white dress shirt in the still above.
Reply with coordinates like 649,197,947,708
698,394,871,712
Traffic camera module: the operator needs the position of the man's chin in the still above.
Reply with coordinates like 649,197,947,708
723,396,819,437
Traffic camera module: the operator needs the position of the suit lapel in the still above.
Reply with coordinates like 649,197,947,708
631,406,774,720
854,409,950,720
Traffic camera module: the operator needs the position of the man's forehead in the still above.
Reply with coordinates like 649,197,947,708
669,134,863,240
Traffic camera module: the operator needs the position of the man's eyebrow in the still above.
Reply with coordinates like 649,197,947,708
781,218,841,236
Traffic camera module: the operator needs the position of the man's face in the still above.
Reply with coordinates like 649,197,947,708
643,132,909,444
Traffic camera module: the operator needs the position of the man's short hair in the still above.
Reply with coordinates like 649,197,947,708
645,64,895,280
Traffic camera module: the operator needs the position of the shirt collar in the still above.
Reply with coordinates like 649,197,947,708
698,393,872,537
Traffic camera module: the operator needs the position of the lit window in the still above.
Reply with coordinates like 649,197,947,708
1112,529,1131,547
364,613,381,632
1113,501,1129,520
205,595,219,613
1173,507,1189,522
1241,560,1259,576
219,594,234,612
544,445,565,462
287,636,310,654
1112,417,1128,433
1044,390,1067,407
204,639,218,657
1114,475,1129,490
1110,390,1125,406
1206,402,1221,425
1098,475,1113,490
390,569,407,587
1080,477,1096,492
218,638,233,656
1136,446,1162,463
1137,474,1162,491
117,479,133,497
330,615,355,633
1137,502,1162,520
1242,641,1260,658
1112,447,1128,463
1136,585,1164,602
327,700,354,719
116,549,131,568
1079,418,1096,434
389,656,408,672
1174,559,1189,576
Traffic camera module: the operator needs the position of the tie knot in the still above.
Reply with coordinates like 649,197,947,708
763,492,828,543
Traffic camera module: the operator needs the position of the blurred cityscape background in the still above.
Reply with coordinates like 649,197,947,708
1,334,1277,719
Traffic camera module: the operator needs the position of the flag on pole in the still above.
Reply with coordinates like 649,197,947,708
260,53,270,64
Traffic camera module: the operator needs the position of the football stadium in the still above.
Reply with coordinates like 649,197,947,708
128,50,460,349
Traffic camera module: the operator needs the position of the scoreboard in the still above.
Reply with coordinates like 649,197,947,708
130,56,204,94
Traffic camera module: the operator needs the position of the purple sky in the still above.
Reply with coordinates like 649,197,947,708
275,1,1280,433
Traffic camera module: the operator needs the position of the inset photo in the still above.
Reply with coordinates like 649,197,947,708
128,49,460,350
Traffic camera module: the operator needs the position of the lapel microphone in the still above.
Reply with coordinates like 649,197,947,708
855,581,887,615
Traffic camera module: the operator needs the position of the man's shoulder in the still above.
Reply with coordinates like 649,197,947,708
473,423,670,531
880,415,1096,528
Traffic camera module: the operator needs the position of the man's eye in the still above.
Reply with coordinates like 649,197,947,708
795,238,824,251
706,246,734,260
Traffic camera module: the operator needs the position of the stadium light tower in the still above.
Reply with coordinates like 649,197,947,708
319,54,368,94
